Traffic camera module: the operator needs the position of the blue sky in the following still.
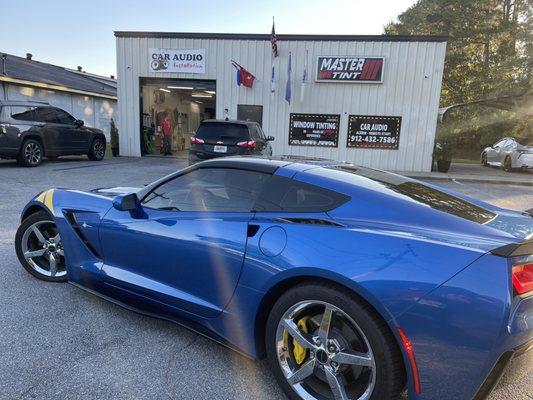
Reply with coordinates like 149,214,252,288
1,0,415,77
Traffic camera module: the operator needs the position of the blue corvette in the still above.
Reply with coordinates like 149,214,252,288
15,156,533,400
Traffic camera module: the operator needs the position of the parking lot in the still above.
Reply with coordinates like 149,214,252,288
0,157,531,400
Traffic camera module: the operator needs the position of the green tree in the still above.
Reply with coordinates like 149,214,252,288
386,0,532,160
385,0,531,105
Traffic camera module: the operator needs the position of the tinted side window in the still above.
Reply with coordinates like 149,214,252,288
33,107,60,123
55,109,77,125
254,175,350,212
250,125,261,140
257,125,267,139
9,106,38,122
141,168,270,212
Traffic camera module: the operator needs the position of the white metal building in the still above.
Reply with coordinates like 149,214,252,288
0,52,117,141
116,32,446,171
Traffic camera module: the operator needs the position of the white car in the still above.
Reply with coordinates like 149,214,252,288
481,137,533,171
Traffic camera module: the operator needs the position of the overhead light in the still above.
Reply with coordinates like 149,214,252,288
195,100,203,104
205,90,216,94
168,86,193,90
192,93,212,98
159,88,171,93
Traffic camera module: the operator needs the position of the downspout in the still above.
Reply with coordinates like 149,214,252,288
1,53,6,76
1,54,7,100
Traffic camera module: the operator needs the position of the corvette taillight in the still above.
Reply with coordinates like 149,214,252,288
190,136,205,145
237,140,256,149
512,262,533,295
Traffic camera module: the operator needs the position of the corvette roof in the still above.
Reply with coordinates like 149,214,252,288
199,155,353,174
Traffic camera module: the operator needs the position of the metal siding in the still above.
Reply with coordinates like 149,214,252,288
116,36,446,171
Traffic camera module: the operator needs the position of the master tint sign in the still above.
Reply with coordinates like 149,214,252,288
316,57,384,83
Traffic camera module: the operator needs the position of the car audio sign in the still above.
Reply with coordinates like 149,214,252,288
149,48,205,74
316,57,384,83
289,113,340,147
347,115,401,149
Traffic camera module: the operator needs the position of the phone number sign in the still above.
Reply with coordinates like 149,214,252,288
347,115,401,150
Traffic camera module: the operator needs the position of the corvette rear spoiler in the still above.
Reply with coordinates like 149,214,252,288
491,239,533,257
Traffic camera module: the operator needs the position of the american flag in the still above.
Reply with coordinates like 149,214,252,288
271,18,278,57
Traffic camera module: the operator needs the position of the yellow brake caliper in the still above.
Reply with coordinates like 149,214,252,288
292,316,310,364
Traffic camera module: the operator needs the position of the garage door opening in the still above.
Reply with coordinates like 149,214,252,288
140,78,216,156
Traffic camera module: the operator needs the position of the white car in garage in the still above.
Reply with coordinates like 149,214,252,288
481,137,533,171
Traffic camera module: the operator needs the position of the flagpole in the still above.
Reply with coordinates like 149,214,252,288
300,49,308,103
270,16,277,100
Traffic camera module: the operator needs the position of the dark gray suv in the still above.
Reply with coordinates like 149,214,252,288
188,119,274,164
0,100,106,167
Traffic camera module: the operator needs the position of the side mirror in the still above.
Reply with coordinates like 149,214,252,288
266,136,275,141
113,193,141,212
76,119,85,127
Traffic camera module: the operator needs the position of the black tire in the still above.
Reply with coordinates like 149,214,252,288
17,139,43,167
503,156,513,172
481,152,488,166
88,137,106,161
15,210,67,282
266,282,405,400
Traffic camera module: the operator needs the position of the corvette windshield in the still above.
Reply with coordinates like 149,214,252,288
327,166,497,224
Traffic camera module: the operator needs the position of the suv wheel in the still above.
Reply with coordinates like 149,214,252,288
18,139,43,167
88,137,105,161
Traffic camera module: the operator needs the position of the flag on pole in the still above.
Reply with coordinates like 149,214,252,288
271,17,279,57
300,50,308,103
232,61,256,88
285,52,292,104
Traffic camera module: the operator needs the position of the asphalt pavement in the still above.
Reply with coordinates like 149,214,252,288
0,156,531,400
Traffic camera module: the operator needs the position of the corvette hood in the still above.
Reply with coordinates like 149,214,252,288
90,187,142,197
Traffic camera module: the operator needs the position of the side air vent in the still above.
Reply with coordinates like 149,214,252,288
64,211,102,259
273,217,345,227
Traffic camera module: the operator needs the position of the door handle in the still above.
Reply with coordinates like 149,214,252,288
247,224,260,238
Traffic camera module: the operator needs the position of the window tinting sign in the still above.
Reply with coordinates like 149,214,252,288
316,57,384,83
289,114,340,147
347,115,401,149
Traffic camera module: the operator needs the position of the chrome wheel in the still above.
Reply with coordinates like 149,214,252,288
24,142,42,165
21,220,66,278
276,301,376,400
93,140,105,159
